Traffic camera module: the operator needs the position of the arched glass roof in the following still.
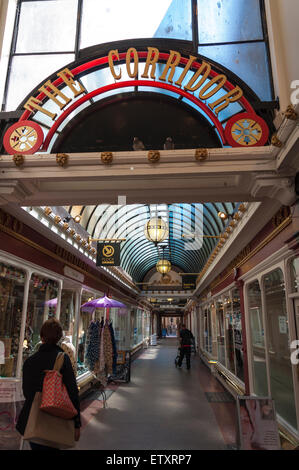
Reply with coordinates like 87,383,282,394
65,202,239,282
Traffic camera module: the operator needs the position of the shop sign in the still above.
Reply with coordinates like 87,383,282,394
237,397,280,450
63,265,84,283
3,45,270,155
182,274,197,290
96,242,120,267
278,316,287,334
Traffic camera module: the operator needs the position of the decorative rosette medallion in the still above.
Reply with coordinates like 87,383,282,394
3,120,44,155
225,113,269,147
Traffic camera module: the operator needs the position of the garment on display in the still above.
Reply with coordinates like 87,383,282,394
85,319,117,386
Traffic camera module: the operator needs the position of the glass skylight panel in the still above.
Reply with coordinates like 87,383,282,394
199,43,272,100
5,54,75,111
80,0,189,48
16,0,78,53
197,0,263,43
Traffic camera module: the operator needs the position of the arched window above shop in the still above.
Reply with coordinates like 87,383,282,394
1,0,273,111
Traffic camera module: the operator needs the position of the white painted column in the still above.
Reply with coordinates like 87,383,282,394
74,287,82,360
265,0,299,112
55,280,63,320
16,270,32,378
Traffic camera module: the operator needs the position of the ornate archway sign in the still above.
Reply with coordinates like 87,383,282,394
3,45,269,155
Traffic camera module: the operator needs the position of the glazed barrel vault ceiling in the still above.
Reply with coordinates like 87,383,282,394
64,202,240,283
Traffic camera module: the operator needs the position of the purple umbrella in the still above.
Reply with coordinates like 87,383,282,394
45,298,57,307
81,295,127,314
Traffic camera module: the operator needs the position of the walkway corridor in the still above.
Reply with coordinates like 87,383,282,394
76,339,237,450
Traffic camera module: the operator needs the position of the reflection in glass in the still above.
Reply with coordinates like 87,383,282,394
60,290,75,344
248,280,268,396
23,274,59,362
232,288,244,381
203,307,212,354
77,291,103,376
216,300,225,366
0,263,25,377
290,257,299,293
224,295,235,374
264,269,297,430
109,307,129,351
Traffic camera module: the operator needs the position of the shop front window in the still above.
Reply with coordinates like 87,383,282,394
0,262,25,377
264,268,297,430
232,288,244,381
224,295,235,374
23,274,59,362
203,306,212,354
60,290,76,345
77,291,103,376
290,257,299,293
143,312,151,339
248,279,268,396
216,300,225,366
136,309,143,345
109,307,128,351
130,308,143,348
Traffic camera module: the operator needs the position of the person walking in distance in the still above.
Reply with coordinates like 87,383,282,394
177,324,194,370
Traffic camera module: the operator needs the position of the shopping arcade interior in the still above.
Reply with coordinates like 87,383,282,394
0,0,299,449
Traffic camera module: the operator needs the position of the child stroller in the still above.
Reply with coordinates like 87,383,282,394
174,347,182,367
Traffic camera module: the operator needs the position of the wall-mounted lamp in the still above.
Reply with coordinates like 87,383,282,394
63,214,82,224
217,211,234,221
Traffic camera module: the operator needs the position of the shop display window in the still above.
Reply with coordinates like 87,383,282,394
247,279,268,396
216,300,225,366
130,308,144,348
203,306,212,354
223,295,235,374
264,268,297,430
109,307,129,350
290,257,299,293
0,262,25,377
144,312,151,338
232,288,244,381
60,289,76,346
77,291,104,376
23,274,59,362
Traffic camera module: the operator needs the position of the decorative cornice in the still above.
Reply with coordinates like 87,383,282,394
56,153,69,167
0,219,136,303
101,152,113,164
198,210,292,293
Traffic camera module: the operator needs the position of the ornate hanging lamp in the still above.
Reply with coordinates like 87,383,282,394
144,217,168,245
156,245,171,276
156,258,171,276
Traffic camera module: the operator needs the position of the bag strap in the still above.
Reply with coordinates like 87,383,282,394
53,352,65,372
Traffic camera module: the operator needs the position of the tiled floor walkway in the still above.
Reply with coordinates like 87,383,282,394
76,339,238,450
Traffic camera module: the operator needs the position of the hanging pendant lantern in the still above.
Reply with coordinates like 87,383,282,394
144,217,168,245
156,258,171,276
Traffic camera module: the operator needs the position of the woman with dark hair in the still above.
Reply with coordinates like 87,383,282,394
16,318,81,450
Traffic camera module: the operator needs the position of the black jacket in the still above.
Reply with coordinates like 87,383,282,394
180,328,194,347
16,343,81,436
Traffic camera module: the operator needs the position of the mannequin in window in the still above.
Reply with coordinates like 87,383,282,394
61,334,77,375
